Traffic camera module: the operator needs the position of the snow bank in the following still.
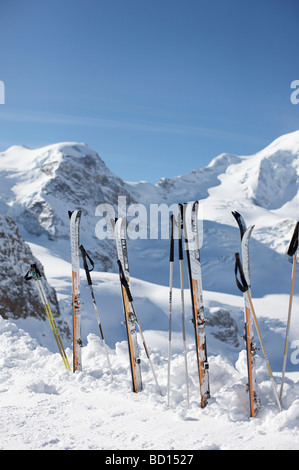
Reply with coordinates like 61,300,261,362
1,316,299,450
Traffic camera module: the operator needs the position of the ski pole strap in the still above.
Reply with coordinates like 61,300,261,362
287,222,299,257
234,253,249,293
24,263,42,281
79,245,94,286
24,269,33,281
117,259,133,302
169,214,174,262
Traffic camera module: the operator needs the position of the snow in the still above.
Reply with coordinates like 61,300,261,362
1,241,299,450
1,311,299,450
1,131,299,450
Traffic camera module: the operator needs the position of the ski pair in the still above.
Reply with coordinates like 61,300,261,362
69,210,112,377
25,264,71,372
233,211,282,415
112,217,161,395
168,201,210,409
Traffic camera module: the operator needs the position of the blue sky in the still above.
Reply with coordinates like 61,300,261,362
0,0,298,182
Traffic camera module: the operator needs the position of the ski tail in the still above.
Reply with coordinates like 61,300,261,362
112,217,143,393
25,264,71,372
79,244,113,380
69,210,82,372
183,201,210,408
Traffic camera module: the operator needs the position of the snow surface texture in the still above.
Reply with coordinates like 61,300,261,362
1,315,299,450
1,131,299,449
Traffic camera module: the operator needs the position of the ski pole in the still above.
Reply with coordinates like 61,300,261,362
235,253,282,412
25,264,71,372
177,205,190,408
167,214,174,406
280,222,299,401
79,245,113,381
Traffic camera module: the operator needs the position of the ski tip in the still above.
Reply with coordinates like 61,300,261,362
231,210,241,220
287,221,299,257
68,209,82,219
246,225,255,236
110,218,116,229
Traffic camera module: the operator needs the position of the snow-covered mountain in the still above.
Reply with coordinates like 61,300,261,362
1,131,299,285
0,215,70,346
1,131,299,350
0,142,135,270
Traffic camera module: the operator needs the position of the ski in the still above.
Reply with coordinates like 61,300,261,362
280,221,299,401
177,206,190,408
25,263,71,372
79,244,113,381
69,210,82,372
182,201,210,408
234,252,282,412
232,211,260,417
112,217,162,395
112,217,143,393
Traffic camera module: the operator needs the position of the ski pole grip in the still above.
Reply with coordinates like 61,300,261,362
169,215,174,262
234,253,248,293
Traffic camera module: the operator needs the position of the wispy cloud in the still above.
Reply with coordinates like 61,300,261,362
0,108,262,145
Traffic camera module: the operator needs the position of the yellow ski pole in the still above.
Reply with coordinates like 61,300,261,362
25,264,71,372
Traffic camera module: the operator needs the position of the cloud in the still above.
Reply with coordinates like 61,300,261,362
0,107,261,144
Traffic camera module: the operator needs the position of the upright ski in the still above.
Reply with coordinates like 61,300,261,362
177,206,190,408
112,217,143,393
182,201,210,408
69,210,82,372
234,252,282,413
112,217,161,395
25,263,71,372
232,211,260,417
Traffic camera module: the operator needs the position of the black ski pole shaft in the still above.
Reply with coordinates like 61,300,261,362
167,214,174,406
